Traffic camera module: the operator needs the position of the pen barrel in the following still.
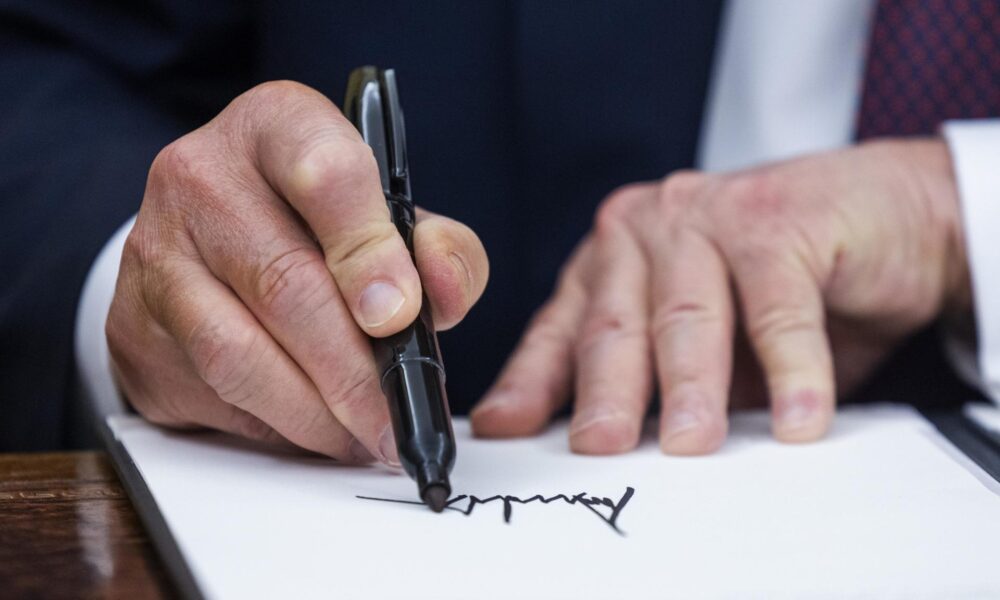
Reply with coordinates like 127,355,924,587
346,65,456,501
376,302,456,487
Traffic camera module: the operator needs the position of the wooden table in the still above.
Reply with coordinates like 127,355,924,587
0,451,175,598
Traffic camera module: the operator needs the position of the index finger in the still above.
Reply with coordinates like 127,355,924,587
228,81,422,337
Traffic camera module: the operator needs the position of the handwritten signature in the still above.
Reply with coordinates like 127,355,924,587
357,487,635,536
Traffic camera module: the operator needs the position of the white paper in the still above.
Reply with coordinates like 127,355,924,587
108,405,1000,600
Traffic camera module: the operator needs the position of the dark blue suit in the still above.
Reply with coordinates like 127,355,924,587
0,1,722,450
0,1,970,451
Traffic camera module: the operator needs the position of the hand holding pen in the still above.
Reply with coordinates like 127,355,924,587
345,66,462,509
108,79,488,469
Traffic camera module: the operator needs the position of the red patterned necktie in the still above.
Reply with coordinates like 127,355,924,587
856,0,1000,139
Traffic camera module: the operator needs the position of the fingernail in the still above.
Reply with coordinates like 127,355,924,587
348,437,375,464
662,409,701,440
377,425,401,467
778,402,816,430
474,391,516,418
570,408,626,437
359,282,405,328
570,408,637,454
775,390,824,431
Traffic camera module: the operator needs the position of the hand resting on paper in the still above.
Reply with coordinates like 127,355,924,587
472,140,972,455
106,81,489,464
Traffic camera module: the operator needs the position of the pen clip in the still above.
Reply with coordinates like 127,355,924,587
344,66,411,202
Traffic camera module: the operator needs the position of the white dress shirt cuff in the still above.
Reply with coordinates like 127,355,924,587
943,119,1000,405
74,216,136,419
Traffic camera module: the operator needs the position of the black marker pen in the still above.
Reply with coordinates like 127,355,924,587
344,66,455,512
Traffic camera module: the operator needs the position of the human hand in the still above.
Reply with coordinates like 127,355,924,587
107,81,488,463
472,139,969,455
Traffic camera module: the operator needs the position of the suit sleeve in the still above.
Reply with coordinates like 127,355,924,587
0,0,252,450
943,119,1000,406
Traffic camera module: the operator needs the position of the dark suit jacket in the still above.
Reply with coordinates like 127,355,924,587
0,1,972,451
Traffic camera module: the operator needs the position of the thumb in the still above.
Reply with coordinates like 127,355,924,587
412,208,490,331
246,81,422,337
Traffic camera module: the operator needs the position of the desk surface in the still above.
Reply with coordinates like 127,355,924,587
0,451,174,598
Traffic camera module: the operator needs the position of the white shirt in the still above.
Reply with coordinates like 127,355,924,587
76,0,1000,416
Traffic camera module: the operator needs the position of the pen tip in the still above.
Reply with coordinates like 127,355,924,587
422,484,449,513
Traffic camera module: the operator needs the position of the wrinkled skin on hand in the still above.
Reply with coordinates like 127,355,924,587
107,81,489,464
472,139,970,455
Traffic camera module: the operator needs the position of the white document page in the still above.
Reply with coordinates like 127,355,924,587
108,404,1000,599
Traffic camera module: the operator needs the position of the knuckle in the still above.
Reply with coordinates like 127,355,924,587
746,305,819,346
650,300,722,340
593,184,647,238
121,226,189,319
577,309,646,355
713,173,796,261
728,231,780,264
149,135,214,195
187,317,264,401
290,139,378,202
148,141,183,186
721,171,791,222
656,171,707,226
143,138,226,261
233,80,321,125
329,221,399,267
659,170,703,205
105,302,134,359
147,136,230,231
242,80,317,108
328,140,378,178
253,246,332,321
122,225,162,271
649,302,722,381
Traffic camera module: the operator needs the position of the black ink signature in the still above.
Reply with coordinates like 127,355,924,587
357,487,635,536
